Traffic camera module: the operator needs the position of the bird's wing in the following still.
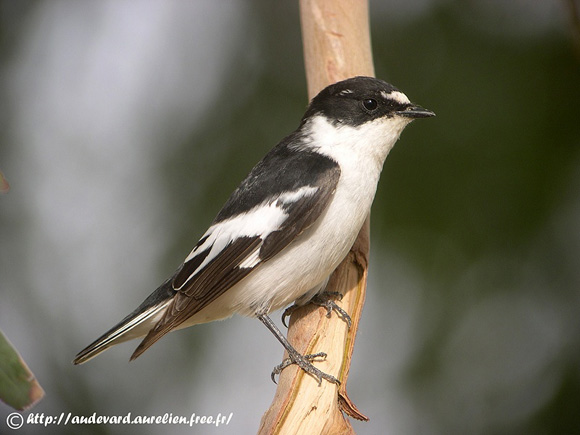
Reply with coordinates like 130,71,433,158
131,147,340,359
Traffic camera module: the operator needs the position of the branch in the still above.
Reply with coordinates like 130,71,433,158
259,0,374,432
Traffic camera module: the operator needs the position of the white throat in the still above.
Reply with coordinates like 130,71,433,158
303,114,411,174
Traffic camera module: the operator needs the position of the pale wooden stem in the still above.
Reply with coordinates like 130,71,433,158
258,0,375,433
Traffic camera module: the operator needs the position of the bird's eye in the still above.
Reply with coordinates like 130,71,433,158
362,98,378,112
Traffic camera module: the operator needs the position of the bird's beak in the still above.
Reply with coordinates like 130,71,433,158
395,104,435,119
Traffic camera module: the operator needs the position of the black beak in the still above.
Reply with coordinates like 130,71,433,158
395,104,435,119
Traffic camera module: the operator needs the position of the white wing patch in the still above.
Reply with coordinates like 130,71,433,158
276,185,318,205
182,185,320,279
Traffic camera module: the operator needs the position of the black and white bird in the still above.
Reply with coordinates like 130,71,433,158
73,76,434,384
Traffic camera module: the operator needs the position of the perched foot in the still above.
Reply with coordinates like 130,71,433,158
312,292,352,328
257,313,340,386
271,351,340,386
282,291,352,328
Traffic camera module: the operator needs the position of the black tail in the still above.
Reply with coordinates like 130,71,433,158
73,279,175,364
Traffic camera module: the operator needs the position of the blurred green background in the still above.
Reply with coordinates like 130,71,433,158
1,1,579,434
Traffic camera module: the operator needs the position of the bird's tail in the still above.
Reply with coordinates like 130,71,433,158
72,280,175,365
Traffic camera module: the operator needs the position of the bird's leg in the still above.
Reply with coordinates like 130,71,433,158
281,291,352,328
257,313,340,386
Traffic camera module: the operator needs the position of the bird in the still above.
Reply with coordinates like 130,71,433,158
73,76,434,384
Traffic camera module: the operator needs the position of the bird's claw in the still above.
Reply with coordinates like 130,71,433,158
281,292,352,329
270,351,340,386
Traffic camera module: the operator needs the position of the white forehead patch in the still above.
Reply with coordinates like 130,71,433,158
380,90,410,105
338,89,354,96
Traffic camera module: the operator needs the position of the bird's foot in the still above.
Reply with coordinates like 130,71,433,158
281,291,352,328
271,351,340,386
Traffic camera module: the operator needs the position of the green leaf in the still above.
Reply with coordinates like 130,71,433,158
0,330,44,410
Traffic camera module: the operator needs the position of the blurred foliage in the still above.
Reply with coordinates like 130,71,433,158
374,6,580,262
